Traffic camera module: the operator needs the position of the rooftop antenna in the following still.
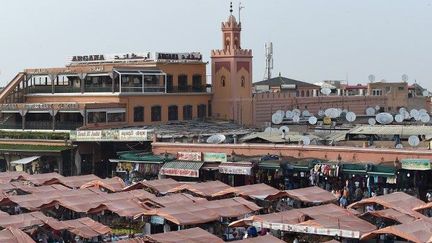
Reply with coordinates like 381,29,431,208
264,42,274,80
238,2,244,23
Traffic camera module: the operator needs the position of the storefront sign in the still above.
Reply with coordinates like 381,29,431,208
70,129,154,142
177,152,202,161
155,52,202,61
0,103,80,112
252,221,360,239
0,104,19,111
159,168,199,178
401,159,431,170
219,164,251,175
203,152,227,162
70,52,151,64
150,216,165,225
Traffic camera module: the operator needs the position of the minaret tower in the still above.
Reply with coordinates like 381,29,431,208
211,2,253,125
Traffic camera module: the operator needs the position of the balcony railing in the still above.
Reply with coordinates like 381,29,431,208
167,85,207,93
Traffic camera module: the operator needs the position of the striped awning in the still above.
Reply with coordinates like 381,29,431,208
160,161,204,178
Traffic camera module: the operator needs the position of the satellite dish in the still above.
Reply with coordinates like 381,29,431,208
346,112,356,122
423,90,429,97
302,110,311,117
264,127,272,133
399,107,407,114
325,108,340,118
272,113,284,125
292,109,301,116
375,112,394,124
395,144,403,149
366,107,376,116
207,134,226,144
420,113,430,123
375,105,381,111
308,116,318,125
285,110,294,119
408,135,420,147
410,109,419,120
279,126,289,134
321,88,331,96
395,114,404,123
302,136,311,146
368,74,375,82
292,115,300,123
276,110,285,116
401,110,410,120
368,118,376,125
401,74,409,82
318,110,325,117
419,109,428,115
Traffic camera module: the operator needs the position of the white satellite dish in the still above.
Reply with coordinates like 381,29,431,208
302,136,311,146
285,110,294,119
302,110,311,117
423,90,429,97
366,107,376,116
264,127,272,133
408,135,420,147
321,88,331,96
318,110,325,117
325,108,340,118
368,74,375,82
279,126,289,134
368,118,376,125
276,110,285,116
272,113,283,125
375,112,394,124
375,105,381,111
401,110,410,120
420,113,430,123
395,144,403,149
207,134,226,144
401,74,409,82
395,114,404,123
410,109,419,120
292,109,301,116
346,112,356,122
292,115,300,123
399,107,407,114
308,116,318,125
419,109,428,115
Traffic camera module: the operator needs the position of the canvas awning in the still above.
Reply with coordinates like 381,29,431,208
109,159,163,164
0,227,36,243
285,186,338,204
219,162,252,175
361,219,432,243
10,156,40,165
367,165,396,177
159,161,204,178
235,183,288,201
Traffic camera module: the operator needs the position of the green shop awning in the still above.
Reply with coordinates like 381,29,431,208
109,159,163,164
259,160,281,170
0,144,72,153
342,164,367,175
160,161,204,178
118,152,175,162
367,165,396,177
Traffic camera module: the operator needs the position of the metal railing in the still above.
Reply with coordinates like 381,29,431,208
167,85,207,93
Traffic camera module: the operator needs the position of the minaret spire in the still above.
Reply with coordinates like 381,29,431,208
230,2,233,14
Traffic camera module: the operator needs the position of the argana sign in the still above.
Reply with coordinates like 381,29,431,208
70,129,154,142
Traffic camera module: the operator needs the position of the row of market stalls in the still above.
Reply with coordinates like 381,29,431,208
2,170,432,242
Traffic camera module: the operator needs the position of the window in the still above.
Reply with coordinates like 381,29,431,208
372,89,383,96
241,76,245,87
221,76,226,87
306,90,310,97
87,112,106,123
178,75,188,92
197,104,206,119
107,112,125,123
301,90,305,97
168,105,178,121
398,86,404,91
208,100,212,117
296,90,299,97
133,106,144,122
192,75,202,92
183,105,193,120
166,74,173,93
151,106,162,122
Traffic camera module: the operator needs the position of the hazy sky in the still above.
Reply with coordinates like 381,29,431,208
1,0,432,90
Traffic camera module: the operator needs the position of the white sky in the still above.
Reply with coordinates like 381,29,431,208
1,0,432,90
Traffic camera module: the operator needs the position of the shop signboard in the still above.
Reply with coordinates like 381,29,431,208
203,152,227,162
219,162,252,175
159,168,199,178
150,216,165,225
401,159,431,170
70,129,154,142
177,152,202,161
155,52,202,62
252,221,360,239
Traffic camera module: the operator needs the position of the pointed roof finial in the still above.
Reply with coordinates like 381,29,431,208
230,2,233,14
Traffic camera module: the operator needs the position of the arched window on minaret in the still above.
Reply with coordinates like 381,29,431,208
221,76,226,87
225,38,230,50
241,76,245,87
234,38,239,49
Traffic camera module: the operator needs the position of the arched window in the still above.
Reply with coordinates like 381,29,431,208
133,106,144,122
241,76,245,87
221,76,226,87
183,105,193,120
151,106,161,122
197,104,206,119
306,90,310,97
296,90,300,97
166,74,173,93
225,38,230,49
192,75,202,92
301,90,305,97
178,75,188,92
168,105,178,121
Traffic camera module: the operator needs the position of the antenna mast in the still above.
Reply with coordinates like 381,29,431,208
238,2,245,23
264,42,274,80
